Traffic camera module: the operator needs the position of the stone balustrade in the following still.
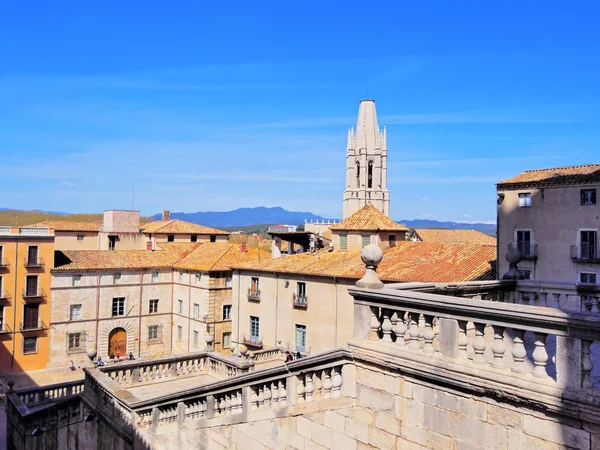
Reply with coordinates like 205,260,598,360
350,283,600,417
251,347,283,363
19,227,51,235
13,380,85,409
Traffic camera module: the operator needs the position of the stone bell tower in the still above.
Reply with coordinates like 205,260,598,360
342,99,390,218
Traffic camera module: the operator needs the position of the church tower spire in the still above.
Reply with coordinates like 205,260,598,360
342,99,390,218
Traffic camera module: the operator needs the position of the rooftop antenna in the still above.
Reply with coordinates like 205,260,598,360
132,182,135,211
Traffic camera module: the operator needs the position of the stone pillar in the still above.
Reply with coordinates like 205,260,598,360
556,336,582,390
438,318,459,359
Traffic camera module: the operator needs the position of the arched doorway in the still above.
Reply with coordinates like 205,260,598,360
108,328,127,357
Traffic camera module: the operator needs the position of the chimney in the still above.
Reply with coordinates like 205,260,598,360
162,210,171,221
240,242,247,253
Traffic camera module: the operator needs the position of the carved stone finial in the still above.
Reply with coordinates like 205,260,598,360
205,334,215,352
356,244,384,289
503,246,526,280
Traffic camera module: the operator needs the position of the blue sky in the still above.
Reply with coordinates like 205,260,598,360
1,2,599,223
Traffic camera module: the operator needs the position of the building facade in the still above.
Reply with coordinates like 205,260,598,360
497,164,600,282
0,226,54,371
343,99,390,218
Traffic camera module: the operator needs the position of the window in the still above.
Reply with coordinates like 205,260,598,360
389,234,397,247
148,325,159,341
222,332,231,349
151,271,158,283
193,303,200,319
0,305,4,330
297,282,306,297
580,273,597,284
70,304,82,321
0,245,3,262
195,273,201,284
339,234,348,251
362,235,371,248
225,275,232,288
179,272,184,283
72,275,81,287
356,161,360,188
251,277,259,293
210,235,217,243
23,337,37,354
250,316,260,340
193,330,199,347
191,235,198,243
68,333,83,351
108,236,117,251
113,273,121,284
581,189,597,206
295,324,307,352
0,275,3,294
223,305,232,320
27,246,38,265
23,304,39,329
518,193,531,208
581,231,598,260
167,234,175,242
112,298,125,316
516,231,531,257
25,276,38,297
367,161,373,189
149,299,159,314
178,299,184,314
177,325,183,341
77,235,84,241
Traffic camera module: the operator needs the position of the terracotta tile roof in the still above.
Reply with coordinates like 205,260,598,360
174,243,261,271
497,163,600,188
53,243,202,271
412,229,496,245
28,221,101,232
141,219,229,236
330,204,408,232
233,241,496,283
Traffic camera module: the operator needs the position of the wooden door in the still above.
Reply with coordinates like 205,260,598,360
108,328,127,357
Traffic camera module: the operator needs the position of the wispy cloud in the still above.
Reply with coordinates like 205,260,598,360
60,181,74,187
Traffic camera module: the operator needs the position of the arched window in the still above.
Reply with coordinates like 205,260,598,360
356,161,360,188
368,161,373,189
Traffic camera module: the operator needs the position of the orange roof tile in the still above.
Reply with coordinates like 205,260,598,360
141,219,229,236
497,163,600,188
233,241,496,283
412,229,496,245
330,204,408,232
174,243,261,271
28,221,101,232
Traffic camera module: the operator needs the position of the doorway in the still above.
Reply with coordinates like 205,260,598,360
108,327,127,357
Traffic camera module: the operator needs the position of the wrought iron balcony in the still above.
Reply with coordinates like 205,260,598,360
241,333,263,348
247,288,261,302
508,242,537,260
0,258,9,270
24,257,44,268
570,245,600,263
293,293,308,309
22,288,46,299
20,321,47,331
0,323,11,333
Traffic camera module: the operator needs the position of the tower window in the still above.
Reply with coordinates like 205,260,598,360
368,161,373,189
356,162,360,188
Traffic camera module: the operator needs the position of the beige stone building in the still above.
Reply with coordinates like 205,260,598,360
497,163,600,282
48,242,258,367
141,210,229,245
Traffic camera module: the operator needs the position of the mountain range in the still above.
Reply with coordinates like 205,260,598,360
153,207,496,235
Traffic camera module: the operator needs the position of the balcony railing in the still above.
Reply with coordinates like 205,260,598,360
242,333,263,348
508,242,537,260
570,244,600,263
0,289,11,302
293,293,308,309
20,321,47,331
24,257,44,268
247,288,261,302
0,323,12,333
0,258,9,270
22,288,46,299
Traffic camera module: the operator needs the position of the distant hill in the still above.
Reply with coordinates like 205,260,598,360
152,207,496,236
0,209,152,227
153,207,333,228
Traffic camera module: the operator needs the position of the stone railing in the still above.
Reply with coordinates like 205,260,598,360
129,349,353,431
350,284,600,420
0,226,11,235
99,351,254,388
6,380,85,417
251,347,284,363
19,227,51,235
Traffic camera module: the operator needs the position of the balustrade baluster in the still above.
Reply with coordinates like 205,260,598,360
408,312,421,349
381,309,393,342
491,326,506,369
538,293,548,307
532,333,549,378
278,380,287,406
251,387,259,410
271,382,279,405
296,375,305,403
264,383,272,406
582,340,593,388
258,386,265,408
423,315,435,353
472,323,487,364
591,297,600,313
550,293,561,308
394,311,406,346
370,306,380,340
457,320,469,359
331,367,343,399
511,329,527,373
305,374,314,402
